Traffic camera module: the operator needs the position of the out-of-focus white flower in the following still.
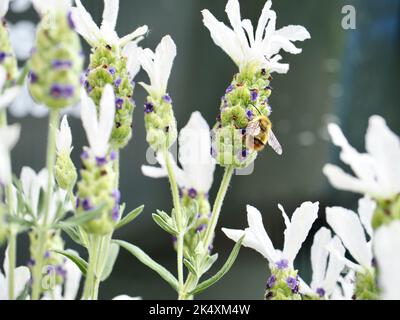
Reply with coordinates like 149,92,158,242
10,0,31,13
222,202,319,268
326,197,376,274
138,35,177,99
8,21,36,61
80,84,115,158
300,227,346,299
374,221,400,300
112,295,141,300
201,0,310,73
0,0,10,18
0,124,20,185
0,66,20,110
323,115,400,200
31,0,71,15
19,166,70,223
0,245,30,300
42,250,82,300
56,115,73,155
71,0,148,48
142,111,215,194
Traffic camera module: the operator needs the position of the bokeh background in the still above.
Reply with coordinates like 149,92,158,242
2,0,399,299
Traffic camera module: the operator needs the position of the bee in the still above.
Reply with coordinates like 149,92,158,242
244,107,283,155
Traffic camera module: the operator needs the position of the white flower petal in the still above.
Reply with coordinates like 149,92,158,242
201,9,243,66
310,227,331,290
119,25,148,47
13,266,30,298
123,41,142,80
282,201,319,265
374,221,400,300
178,111,215,193
326,206,372,268
72,0,101,46
56,115,72,154
323,236,345,295
246,205,277,262
357,196,376,239
365,115,400,198
275,25,311,42
0,86,21,110
80,88,99,155
101,0,119,33
141,165,168,179
323,164,376,196
63,250,82,300
255,0,273,43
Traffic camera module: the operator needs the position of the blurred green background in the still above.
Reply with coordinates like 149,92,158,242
3,0,400,299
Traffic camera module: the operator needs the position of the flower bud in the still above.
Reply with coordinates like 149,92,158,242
178,190,211,256
144,94,177,152
29,228,66,287
354,270,378,300
55,153,77,190
28,10,83,109
0,19,18,87
212,64,273,168
76,150,119,235
82,42,135,149
264,261,302,300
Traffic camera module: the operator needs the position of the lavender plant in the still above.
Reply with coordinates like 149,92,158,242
0,0,399,301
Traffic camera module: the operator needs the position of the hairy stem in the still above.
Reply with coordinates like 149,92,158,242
162,147,185,293
31,109,60,300
179,166,234,300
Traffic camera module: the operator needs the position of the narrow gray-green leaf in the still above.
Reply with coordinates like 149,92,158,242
100,243,120,281
114,240,179,292
53,250,88,276
183,258,197,277
115,205,144,230
60,224,82,245
60,204,105,228
152,213,177,235
189,236,244,296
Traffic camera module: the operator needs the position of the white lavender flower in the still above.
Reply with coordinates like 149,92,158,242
300,227,346,299
0,245,30,300
138,35,177,99
326,197,379,299
112,295,141,300
202,0,310,73
0,123,20,185
140,35,178,151
374,221,400,300
70,0,148,48
323,115,400,200
222,202,318,299
142,111,215,194
80,85,115,159
55,115,77,190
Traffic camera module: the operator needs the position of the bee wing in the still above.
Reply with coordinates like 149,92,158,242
246,121,261,136
268,130,283,155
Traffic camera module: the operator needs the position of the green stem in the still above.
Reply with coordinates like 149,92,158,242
179,166,234,300
7,230,16,300
162,147,185,292
31,109,60,300
1,109,18,300
83,235,101,300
